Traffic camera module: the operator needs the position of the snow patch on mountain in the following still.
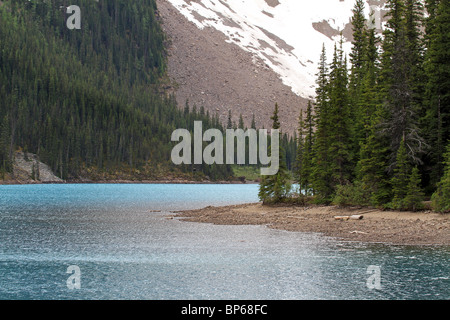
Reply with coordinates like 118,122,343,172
165,0,385,99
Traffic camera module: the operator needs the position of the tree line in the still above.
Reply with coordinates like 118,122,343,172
260,0,450,213
0,0,234,181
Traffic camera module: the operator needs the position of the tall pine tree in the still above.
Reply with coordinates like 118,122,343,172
390,139,412,209
259,103,291,203
380,0,426,170
423,0,450,189
431,142,450,212
300,101,315,196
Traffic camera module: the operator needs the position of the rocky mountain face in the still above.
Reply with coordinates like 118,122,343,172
157,0,386,133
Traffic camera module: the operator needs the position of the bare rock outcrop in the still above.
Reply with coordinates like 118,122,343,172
157,0,308,133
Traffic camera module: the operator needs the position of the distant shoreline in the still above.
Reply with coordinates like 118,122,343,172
0,179,259,185
173,203,450,246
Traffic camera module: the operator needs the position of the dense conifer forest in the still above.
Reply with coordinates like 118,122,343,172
261,0,450,212
0,0,234,181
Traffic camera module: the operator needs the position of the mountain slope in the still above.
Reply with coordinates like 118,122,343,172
159,0,387,131
158,0,308,133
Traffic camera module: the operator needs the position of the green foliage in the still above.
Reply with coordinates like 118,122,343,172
390,140,411,209
356,114,391,206
423,0,450,188
300,101,315,195
285,0,447,213
431,143,450,213
349,0,368,111
403,167,425,211
311,40,352,202
379,0,426,168
294,108,305,189
332,181,371,207
0,115,13,174
388,144,424,211
295,101,315,195
311,45,333,202
231,165,260,181
0,0,232,181
258,104,292,203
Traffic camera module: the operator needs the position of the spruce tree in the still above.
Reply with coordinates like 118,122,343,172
251,113,256,129
327,40,352,187
357,109,391,206
354,14,390,206
184,99,190,116
311,45,333,201
349,0,368,100
353,11,381,158
227,110,233,129
423,0,450,188
258,103,291,203
294,109,305,193
349,0,369,162
0,115,12,174
404,166,425,211
238,114,245,129
405,0,425,107
390,139,411,209
431,142,450,213
380,0,426,169
300,101,315,196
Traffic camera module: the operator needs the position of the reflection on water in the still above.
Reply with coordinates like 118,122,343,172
0,184,448,300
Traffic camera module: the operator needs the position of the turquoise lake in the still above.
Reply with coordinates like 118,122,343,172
0,184,448,300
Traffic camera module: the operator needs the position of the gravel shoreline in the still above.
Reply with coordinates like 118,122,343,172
173,203,450,246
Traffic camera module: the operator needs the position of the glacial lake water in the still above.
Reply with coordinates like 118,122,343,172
0,184,448,300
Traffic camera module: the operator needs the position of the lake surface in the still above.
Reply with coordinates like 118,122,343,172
0,184,448,300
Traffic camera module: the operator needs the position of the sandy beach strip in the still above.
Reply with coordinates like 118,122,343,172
173,203,450,246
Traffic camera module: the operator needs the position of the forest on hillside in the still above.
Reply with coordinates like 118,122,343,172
260,0,450,213
0,0,236,181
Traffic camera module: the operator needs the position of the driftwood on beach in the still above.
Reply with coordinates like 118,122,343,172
334,215,364,221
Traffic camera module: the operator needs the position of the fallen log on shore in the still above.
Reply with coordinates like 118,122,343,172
334,215,364,221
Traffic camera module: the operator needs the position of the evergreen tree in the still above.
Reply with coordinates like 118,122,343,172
327,40,352,186
258,104,291,203
294,109,305,192
405,0,426,107
380,0,426,169
349,0,368,100
353,10,382,159
300,101,315,196
349,0,369,162
227,110,233,129
353,13,391,206
184,99,190,116
313,41,352,202
423,0,450,189
404,166,425,211
431,142,450,213
0,115,12,173
390,139,411,209
251,113,256,130
238,114,245,129
357,110,391,206
311,45,333,201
